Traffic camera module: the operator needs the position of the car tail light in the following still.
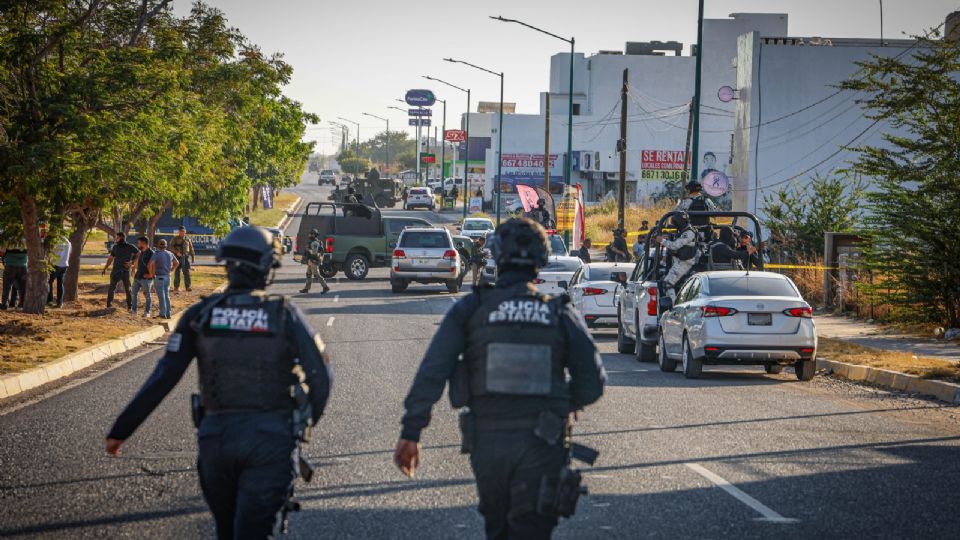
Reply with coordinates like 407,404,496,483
702,305,738,317
443,249,457,259
325,237,334,253
704,346,720,352
800,347,815,354
783,307,813,318
583,287,608,296
393,249,405,258
533,278,545,284
646,286,658,316
295,236,299,253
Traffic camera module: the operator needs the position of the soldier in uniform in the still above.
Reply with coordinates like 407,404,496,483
106,226,333,539
170,226,196,292
657,212,700,301
673,180,719,228
300,229,330,295
394,217,606,540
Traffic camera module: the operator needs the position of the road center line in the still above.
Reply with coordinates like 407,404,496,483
684,463,798,523
326,317,335,327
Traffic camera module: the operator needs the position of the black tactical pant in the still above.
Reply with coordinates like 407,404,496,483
2,265,26,307
107,269,131,309
197,411,298,540
174,255,191,290
470,428,567,540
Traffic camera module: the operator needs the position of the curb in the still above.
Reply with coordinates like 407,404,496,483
277,196,304,232
0,282,228,402
817,357,960,405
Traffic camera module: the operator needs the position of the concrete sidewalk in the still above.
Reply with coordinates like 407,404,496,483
815,314,960,363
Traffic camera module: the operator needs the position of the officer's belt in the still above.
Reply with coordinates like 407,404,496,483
206,406,291,415
475,415,540,432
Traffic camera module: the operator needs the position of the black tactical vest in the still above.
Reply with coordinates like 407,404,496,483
462,283,570,403
193,292,297,412
689,195,709,226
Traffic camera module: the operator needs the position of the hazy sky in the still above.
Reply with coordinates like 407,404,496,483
173,0,958,154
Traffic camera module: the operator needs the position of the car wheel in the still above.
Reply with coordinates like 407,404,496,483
682,336,702,379
634,311,656,362
391,278,408,293
446,279,460,294
344,253,369,280
319,264,338,279
795,359,816,381
657,332,677,372
765,364,783,375
616,309,636,354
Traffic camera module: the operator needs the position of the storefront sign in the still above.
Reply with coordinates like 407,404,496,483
640,149,690,181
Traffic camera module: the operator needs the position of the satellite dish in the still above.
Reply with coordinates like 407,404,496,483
718,86,736,103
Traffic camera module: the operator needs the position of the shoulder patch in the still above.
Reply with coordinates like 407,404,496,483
166,333,183,353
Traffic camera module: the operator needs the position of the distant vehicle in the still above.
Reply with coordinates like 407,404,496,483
429,178,461,193
457,217,494,240
480,230,568,286
657,271,817,380
567,262,633,329
264,226,293,254
405,187,436,211
534,256,583,295
318,170,337,185
352,176,404,208
151,209,242,252
295,201,432,280
390,227,462,293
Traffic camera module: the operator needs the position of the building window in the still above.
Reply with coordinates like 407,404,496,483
572,103,581,116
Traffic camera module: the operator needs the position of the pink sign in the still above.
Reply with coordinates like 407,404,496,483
703,170,730,197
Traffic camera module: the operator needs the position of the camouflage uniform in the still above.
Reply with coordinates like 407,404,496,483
300,236,329,294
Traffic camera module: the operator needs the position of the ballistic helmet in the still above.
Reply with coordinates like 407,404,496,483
216,226,281,276
537,198,546,208
685,180,703,193
487,217,550,270
671,212,690,229
308,228,319,238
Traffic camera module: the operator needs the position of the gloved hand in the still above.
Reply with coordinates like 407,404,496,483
393,438,421,478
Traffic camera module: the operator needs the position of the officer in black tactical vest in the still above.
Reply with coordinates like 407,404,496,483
106,226,332,539
394,217,606,540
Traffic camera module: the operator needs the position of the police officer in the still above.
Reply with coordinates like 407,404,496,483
106,226,332,540
300,229,330,295
673,180,718,227
394,217,606,540
657,212,700,301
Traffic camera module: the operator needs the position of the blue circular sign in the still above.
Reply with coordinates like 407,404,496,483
405,89,436,107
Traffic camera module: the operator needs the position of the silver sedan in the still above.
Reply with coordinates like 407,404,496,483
657,271,817,380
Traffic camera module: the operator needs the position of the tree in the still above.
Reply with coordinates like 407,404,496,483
763,173,865,259
840,31,960,326
361,130,415,169
336,149,370,178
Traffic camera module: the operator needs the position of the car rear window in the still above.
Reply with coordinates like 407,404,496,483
410,188,428,195
708,276,798,297
542,259,581,272
400,231,450,248
463,221,492,230
548,236,566,254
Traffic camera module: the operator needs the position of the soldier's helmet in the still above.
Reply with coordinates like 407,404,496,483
537,198,546,208
685,180,703,193
216,226,281,277
671,212,691,230
488,217,550,270
309,228,319,238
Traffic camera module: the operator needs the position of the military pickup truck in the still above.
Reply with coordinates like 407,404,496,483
295,200,432,280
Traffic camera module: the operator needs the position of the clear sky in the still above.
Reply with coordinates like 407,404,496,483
173,0,958,154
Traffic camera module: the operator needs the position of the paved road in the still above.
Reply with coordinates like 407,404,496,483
2,179,960,538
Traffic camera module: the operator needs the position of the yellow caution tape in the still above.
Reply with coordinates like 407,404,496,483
765,263,838,270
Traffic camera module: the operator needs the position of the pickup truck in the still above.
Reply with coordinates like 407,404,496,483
295,201,432,280
615,247,661,361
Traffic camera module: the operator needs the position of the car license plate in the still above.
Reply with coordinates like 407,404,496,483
414,258,432,266
748,313,772,326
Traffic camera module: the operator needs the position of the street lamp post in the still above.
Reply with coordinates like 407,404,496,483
444,58,505,225
424,75,471,219
337,116,361,180
362,112,390,175
492,15,575,240
690,0,705,181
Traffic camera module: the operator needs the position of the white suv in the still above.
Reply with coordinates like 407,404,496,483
405,187,435,211
391,228,461,293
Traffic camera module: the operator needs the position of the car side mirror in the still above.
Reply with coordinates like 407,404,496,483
659,296,673,312
611,271,627,284
558,280,568,290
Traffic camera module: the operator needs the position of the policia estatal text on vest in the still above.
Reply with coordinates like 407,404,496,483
106,226,332,539
395,217,606,540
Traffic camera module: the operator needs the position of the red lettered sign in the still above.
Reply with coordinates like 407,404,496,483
641,150,689,170
444,130,467,142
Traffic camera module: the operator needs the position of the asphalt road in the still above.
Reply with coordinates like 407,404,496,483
2,179,960,539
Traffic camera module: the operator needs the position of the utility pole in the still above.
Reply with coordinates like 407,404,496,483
440,98,446,183
690,0,705,181
683,98,695,186
544,93,551,192
463,89,471,218
617,69,628,231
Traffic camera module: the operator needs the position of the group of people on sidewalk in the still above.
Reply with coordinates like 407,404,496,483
1,238,74,309
103,227,194,319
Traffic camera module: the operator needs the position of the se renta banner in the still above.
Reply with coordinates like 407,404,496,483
260,185,274,209
640,149,690,181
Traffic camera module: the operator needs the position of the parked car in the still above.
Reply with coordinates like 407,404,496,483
657,271,817,380
567,262,633,329
318,169,337,185
480,230,570,287
264,226,293,254
405,187,436,211
458,217,495,240
534,256,583,295
390,227,462,293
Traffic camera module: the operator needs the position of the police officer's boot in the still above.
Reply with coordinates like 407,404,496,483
300,278,311,294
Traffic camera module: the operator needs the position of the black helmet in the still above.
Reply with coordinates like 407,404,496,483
488,217,550,270
537,198,545,207
216,226,281,275
347,186,356,194
308,228,319,238
671,212,690,229
685,180,702,193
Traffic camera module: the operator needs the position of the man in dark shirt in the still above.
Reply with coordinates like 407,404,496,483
131,237,154,316
102,233,138,309
736,230,762,269
577,238,593,264
606,228,629,262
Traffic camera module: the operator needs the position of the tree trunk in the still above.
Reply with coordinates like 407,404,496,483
252,185,260,211
63,221,88,303
17,193,49,314
146,201,170,245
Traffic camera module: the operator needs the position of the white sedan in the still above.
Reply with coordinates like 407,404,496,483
658,271,817,380
534,256,583,295
567,262,633,329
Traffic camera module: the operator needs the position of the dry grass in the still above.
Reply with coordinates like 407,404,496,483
585,200,675,246
0,265,226,375
818,337,960,383
248,192,299,228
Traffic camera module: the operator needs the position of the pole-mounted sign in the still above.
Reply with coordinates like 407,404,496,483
405,89,436,107
409,118,432,127
408,108,432,117
444,129,467,142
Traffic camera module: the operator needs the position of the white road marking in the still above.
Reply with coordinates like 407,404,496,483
450,297,457,302
599,526,613,530
592,503,611,508
684,463,798,523
326,317,335,327
334,295,340,303
586,473,613,479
